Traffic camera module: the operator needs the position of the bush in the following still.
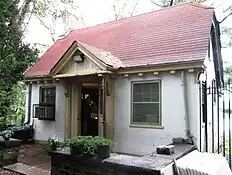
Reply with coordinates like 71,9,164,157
48,135,61,150
68,136,113,157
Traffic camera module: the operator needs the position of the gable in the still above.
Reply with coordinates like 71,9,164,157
51,42,108,77
59,53,100,74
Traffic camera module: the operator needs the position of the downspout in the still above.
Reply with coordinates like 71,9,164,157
181,70,193,141
26,83,32,125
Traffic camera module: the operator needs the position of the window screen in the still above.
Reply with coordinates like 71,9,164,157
132,81,161,125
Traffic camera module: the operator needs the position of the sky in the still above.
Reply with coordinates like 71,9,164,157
24,0,232,62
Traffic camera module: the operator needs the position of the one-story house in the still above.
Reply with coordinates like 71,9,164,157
24,3,223,155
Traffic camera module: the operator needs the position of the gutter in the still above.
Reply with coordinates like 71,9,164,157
26,83,32,125
181,70,192,140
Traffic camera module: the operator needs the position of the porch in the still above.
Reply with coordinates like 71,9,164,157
32,73,115,140
61,74,114,140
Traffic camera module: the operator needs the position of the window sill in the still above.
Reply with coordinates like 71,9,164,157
37,118,55,121
129,124,164,129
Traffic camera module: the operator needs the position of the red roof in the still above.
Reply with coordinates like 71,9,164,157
24,3,214,77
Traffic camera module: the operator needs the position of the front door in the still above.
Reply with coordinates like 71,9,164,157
81,85,99,136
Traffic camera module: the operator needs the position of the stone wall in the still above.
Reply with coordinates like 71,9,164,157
50,151,160,175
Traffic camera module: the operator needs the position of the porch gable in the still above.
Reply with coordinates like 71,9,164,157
51,41,114,78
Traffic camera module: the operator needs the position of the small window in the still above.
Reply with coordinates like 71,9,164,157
131,81,161,125
33,86,56,121
40,87,56,105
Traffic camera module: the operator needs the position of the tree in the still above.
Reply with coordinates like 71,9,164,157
0,0,38,126
150,0,207,7
32,0,84,43
7,82,26,125
112,0,141,20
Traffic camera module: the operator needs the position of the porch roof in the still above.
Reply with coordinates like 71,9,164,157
53,69,112,79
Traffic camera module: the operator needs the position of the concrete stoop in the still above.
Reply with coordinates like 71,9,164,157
3,163,50,175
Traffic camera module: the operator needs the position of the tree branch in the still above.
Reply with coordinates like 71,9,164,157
219,11,232,24
21,6,35,39
130,0,140,16
114,0,129,20
169,0,174,6
32,43,50,47
35,15,56,43
150,0,164,7
80,16,86,27
18,0,33,25
197,0,207,3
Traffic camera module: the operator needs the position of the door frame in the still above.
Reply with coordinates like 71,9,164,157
79,82,105,137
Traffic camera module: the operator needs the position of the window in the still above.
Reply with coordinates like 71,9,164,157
131,81,161,125
33,86,56,121
40,87,56,105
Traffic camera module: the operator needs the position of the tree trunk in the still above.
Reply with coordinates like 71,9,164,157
170,0,174,6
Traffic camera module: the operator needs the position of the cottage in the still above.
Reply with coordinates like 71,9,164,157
24,3,223,155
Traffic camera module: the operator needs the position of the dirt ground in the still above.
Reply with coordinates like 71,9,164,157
0,143,51,174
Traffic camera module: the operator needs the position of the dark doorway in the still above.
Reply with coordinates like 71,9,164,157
81,86,99,136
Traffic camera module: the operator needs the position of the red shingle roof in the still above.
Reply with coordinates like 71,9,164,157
24,3,214,77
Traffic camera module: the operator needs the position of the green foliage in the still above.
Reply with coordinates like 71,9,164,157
93,136,113,147
224,66,232,84
69,136,113,156
221,27,232,48
48,135,61,150
70,136,96,156
224,109,232,114
0,0,38,128
6,82,26,125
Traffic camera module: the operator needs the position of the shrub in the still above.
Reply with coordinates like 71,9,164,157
69,136,113,157
48,135,60,150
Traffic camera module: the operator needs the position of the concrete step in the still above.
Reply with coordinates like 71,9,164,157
3,163,50,175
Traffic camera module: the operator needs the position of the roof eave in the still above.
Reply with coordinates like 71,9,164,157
117,59,204,74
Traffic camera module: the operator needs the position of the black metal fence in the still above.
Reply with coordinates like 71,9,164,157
199,79,232,168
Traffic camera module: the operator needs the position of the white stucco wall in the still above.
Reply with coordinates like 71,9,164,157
200,38,220,152
114,71,198,155
186,72,199,146
25,81,65,141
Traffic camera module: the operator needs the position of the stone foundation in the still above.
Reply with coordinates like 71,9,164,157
50,151,160,175
0,138,21,166
50,144,196,175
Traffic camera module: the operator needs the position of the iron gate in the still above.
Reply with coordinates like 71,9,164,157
199,79,232,168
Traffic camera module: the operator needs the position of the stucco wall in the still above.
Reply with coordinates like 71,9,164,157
25,81,65,141
114,71,198,155
200,38,219,152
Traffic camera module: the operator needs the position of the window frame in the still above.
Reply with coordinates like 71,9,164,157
131,80,162,126
35,86,56,121
39,86,56,105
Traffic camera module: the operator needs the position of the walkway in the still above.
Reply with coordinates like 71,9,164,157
2,143,51,175
18,144,51,171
